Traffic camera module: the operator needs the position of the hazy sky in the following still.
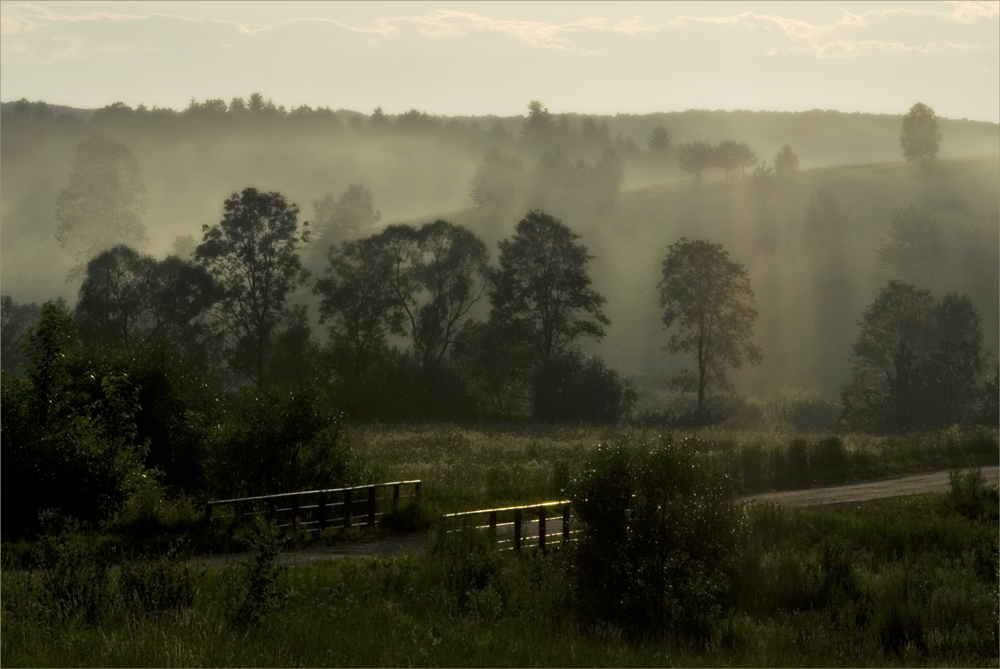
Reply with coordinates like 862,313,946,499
1,1,998,121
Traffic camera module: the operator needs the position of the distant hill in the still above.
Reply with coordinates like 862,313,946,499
2,98,996,404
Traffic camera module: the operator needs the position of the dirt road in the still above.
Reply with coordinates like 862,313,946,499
192,466,997,569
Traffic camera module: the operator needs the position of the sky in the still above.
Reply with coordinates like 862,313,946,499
1,1,998,121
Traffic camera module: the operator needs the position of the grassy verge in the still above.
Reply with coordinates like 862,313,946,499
3,470,996,667
351,424,998,513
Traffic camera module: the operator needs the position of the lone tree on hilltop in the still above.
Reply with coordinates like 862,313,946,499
490,210,609,361
658,238,762,419
900,102,941,166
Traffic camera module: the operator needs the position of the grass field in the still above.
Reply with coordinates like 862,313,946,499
350,423,999,514
3,475,996,667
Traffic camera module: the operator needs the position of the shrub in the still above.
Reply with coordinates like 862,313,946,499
943,468,999,524
569,435,745,639
224,519,288,629
532,349,636,423
812,436,849,483
206,384,352,498
1,303,150,539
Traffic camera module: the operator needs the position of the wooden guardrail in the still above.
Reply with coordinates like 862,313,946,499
443,500,575,554
205,480,421,533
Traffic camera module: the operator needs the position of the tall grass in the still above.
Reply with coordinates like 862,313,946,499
4,480,997,666
350,423,997,511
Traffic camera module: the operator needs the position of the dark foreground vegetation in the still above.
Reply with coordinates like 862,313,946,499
2,441,996,667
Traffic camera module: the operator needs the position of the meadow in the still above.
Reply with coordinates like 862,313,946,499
2,460,996,667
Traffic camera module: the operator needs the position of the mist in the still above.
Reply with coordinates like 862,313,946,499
2,97,998,411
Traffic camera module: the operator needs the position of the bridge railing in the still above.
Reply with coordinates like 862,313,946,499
443,500,577,554
205,480,421,534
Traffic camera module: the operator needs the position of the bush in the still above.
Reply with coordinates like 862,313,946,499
532,350,636,423
569,435,745,639
1,303,150,539
224,519,288,629
943,468,999,524
206,384,352,498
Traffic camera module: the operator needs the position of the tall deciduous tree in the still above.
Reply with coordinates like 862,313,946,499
842,281,984,431
314,235,404,380
312,182,381,249
900,102,941,165
678,141,714,189
55,136,148,276
490,210,609,361
75,246,216,354
196,187,310,389
658,238,762,417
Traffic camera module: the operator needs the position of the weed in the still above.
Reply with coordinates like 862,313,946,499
224,518,288,628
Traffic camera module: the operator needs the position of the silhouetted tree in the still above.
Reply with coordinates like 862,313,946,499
900,102,941,165
658,238,762,418
314,235,404,380
841,281,984,431
773,143,799,177
491,210,609,361
313,182,382,249
408,220,490,365
521,100,553,147
470,149,524,214
55,136,148,276
646,126,673,154
736,141,758,182
877,205,944,282
714,139,740,180
196,188,310,389
678,141,714,189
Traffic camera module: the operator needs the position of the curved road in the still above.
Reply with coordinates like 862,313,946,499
192,466,998,569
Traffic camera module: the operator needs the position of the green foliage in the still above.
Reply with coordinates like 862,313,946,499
943,468,999,524
224,519,288,629
196,187,310,389
491,210,609,361
569,435,746,638
900,102,941,165
206,384,351,498
659,238,762,416
1,302,151,538
470,148,524,214
532,349,636,423
842,281,986,432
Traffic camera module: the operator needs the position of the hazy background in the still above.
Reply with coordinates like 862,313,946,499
2,1,998,410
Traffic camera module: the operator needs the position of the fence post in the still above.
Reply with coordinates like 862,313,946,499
268,499,277,523
367,486,376,527
414,481,421,502
489,511,497,538
513,509,522,553
318,491,328,531
291,494,301,532
343,489,352,530
392,484,400,511
205,502,213,523
563,504,570,546
539,505,546,555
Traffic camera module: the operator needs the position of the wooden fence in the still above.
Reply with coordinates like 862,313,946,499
205,480,421,533
443,500,576,554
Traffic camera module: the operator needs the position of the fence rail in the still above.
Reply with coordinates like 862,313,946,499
205,480,421,533
444,500,577,554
